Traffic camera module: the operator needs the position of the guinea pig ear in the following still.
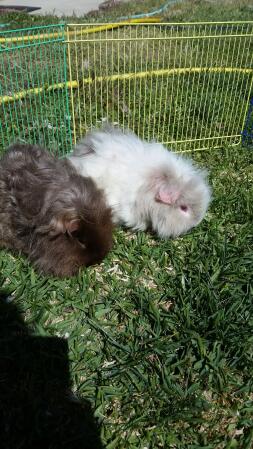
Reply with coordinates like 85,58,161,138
155,185,180,205
46,215,81,237
65,218,81,235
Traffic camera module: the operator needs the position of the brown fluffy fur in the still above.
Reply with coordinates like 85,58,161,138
0,143,113,277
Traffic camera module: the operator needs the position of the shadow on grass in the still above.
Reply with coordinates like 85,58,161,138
0,294,103,449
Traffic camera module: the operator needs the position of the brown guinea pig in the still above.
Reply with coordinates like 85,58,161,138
0,143,113,277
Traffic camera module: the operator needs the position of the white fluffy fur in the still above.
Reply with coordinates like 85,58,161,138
68,127,211,238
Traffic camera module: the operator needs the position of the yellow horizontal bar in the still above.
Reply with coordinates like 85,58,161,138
0,31,62,44
1,67,252,105
0,18,161,44
66,33,253,43
0,81,76,104
174,140,241,153
79,67,253,82
68,21,253,26
67,17,161,34
166,134,241,144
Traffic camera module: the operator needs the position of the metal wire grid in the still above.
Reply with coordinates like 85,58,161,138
66,22,253,151
0,24,72,155
0,22,253,154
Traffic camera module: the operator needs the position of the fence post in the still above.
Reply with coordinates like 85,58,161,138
242,96,253,147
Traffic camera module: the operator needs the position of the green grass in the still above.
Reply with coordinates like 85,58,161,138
1,0,253,29
1,146,252,448
0,1,253,448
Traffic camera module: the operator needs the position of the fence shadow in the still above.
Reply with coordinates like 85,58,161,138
0,294,103,449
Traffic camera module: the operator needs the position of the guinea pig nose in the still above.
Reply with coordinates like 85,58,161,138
180,205,188,212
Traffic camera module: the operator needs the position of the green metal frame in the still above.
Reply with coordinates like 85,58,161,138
0,24,72,155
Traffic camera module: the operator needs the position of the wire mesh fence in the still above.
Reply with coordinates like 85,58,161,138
66,22,253,151
0,24,72,156
0,21,253,154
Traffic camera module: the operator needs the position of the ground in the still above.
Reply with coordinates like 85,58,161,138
0,1,253,449
0,0,102,17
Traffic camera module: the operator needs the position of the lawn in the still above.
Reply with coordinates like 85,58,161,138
0,1,253,448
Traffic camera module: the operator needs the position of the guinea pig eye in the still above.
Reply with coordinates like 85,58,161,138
78,239,86,249
180,205,188,213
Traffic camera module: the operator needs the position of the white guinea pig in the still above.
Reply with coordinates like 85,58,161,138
68,126,211,239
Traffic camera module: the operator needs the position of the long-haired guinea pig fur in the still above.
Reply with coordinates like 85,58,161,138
0,143,113,277
68,126,211,239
